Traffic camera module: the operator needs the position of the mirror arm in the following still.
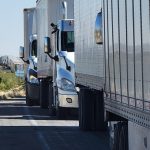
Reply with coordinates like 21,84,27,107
51,29,58,34
47,53,59,61
51,23,58,34
63,56,71,71
21,58,30,64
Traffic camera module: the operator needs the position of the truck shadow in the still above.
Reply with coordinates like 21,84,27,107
0,98,110,150
0,126,110,150
0,98,78,120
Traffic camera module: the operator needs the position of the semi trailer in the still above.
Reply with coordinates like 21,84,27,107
20,8,39,106
74,0,150,149
36,0,78,117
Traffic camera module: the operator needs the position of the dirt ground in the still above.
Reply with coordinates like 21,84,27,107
0,86,25,99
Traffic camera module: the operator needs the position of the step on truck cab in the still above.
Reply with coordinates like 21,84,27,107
36,0,78,118
19,8,39,106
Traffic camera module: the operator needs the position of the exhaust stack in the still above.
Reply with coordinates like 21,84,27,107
62,1,67,19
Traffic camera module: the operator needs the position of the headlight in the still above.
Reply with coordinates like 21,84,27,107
57,78,75,92
29,75,39,84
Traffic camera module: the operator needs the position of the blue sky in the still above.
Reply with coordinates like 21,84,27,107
0,0,35,57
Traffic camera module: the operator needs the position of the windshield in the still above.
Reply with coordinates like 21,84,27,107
31,40,37,57
61,31,74,52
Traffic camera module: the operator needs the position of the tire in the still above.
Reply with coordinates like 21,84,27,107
56,107,66,119
26,83,33,106
94,90,107,130
40,79,49,109
119,122,128,150
79,88,93,130
54,87,66,119
49,81,56,116
113,122,128,150
79,87,107,131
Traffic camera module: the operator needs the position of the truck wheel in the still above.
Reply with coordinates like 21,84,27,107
56,107,66,119
119,122,128,150
79,88,106,131
54,87,66,119
40,79,49,109
94,90,107,130
113,122,128,150
79,88,93,130
26,84,33,106
49,81,56,116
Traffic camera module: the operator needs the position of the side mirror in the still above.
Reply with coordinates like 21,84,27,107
44,37,51,53
95,11,103,44
19,46,24,58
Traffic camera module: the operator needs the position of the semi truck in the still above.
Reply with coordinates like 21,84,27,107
74,0,150,149
36,0,78,116
20,8,39,106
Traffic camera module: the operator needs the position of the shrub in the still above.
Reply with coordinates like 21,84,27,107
0,71,24,91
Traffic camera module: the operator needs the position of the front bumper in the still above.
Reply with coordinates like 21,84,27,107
58,88,78,108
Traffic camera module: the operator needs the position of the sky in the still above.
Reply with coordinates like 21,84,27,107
0,0,35,57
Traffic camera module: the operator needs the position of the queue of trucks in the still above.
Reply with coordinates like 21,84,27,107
20,0,150,149
20,0,78,118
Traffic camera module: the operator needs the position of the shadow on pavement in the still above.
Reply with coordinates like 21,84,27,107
0,98,110,150
0,126,110,150
0,98,78,120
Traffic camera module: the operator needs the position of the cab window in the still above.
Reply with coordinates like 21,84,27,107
31,40,37,57
61,31,74,52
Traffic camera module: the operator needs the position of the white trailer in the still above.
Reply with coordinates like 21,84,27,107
7,56,24,74
19,8,39,106
75,0,150,149
36,0,78,117
0,56,8,67
74,0,106,130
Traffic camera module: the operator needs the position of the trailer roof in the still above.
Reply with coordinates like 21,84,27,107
8,56,24,64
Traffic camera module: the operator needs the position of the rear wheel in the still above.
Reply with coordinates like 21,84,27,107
49,81,56,116
26,83,33,106
79,88,93,130
79,87,107,131
113,122,128,150
40,79,49,109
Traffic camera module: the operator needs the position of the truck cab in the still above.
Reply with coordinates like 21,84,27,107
44,19,78,117
19,8,39,106
56,20,77,108
26,34,39,105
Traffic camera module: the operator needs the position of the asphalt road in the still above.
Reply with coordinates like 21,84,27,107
0,98,110,150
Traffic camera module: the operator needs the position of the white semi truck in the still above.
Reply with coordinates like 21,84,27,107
20,8,39,106
75,0,150,149
36,0,78,116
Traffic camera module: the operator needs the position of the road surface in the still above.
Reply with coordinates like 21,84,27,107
0,98,110,150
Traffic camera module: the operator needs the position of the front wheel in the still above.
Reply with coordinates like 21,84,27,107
39,79,49,109
54,87,66,119
26,83,33,106
56,107,66,119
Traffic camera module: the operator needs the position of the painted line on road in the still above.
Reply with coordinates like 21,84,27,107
24,106,51,150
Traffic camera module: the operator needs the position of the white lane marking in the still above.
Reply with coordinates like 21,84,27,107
24,107,50,150
0,115,50,118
